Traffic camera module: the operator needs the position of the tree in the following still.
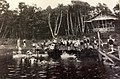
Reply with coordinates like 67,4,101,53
0,0,10,38
94,3,112,15
113,4,119,17
67,1,94,35
17,2,41,39
0,1,115,39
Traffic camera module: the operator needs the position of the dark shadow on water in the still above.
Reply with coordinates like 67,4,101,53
0,50,109,79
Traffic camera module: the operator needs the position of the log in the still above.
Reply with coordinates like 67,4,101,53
107,53,120,61
118,46,120,58
99,51,114,63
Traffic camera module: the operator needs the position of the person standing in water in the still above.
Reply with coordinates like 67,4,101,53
32,40,36,54
17,38,20,48
17,38,22,54
23,39,26,48
107,35,115,51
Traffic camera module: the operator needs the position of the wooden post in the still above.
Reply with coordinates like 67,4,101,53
118,46,120,58
97,31,101,50
119,0,120,17
97,31,102,61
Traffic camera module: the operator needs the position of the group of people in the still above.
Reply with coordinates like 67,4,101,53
42,36,99,52
16,34,115,55
39,35,116,56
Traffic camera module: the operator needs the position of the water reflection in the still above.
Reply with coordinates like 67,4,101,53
0,52,109,79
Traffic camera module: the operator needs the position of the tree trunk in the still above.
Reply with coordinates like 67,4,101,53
79,12,84,33
0,18,5,36
67,10,70,35
2,25,9,38
11,27,13,38
48,13,55,38
56,11,63,35
54,15,59,35
19,24,23,38
70,12,74,36
74,13,77,35
16,29,18,39
3,28,9,38
77,11,81,33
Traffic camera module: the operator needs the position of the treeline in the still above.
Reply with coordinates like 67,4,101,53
0,0,119,39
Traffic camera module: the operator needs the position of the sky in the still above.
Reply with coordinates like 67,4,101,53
6,0,118,11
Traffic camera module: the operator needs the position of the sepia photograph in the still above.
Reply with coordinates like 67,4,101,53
0,0,120,79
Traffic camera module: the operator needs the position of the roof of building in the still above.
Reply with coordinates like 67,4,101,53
86,13,118,22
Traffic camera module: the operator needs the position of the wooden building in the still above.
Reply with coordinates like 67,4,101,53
85,13,118,34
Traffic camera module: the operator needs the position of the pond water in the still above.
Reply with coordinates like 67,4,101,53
0,50,116,79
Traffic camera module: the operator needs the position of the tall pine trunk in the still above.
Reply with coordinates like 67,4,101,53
79,11,84,33
56,11,63,35
54,15,59,35
70,12,74,36
48,13,55,38
77,11,81,33
67,10,70,35
0,18,5,37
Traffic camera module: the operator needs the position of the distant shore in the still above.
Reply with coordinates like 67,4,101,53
0,38,43,50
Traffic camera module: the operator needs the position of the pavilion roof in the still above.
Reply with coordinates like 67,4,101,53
86,13,118,22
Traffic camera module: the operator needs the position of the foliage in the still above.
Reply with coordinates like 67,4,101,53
113,4,119,17
0,0,116,40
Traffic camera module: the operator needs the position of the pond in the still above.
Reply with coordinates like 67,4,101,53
0,49,117,79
